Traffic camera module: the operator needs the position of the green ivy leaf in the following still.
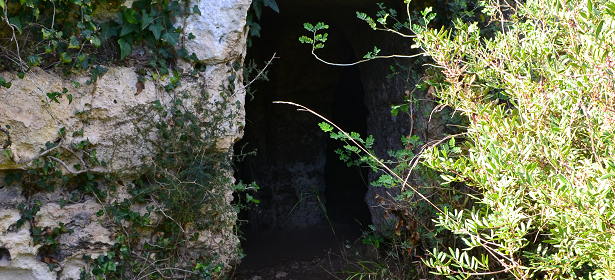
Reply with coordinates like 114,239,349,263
100,22,117,41
187,53,198,62
166,1,180,12
153,100,163,110
79,55,89,69
0,0,4,10
252,0,262,19
60,53,72,63
42,28,52,39
27,55,41,67
9,16,22,34
118,38,132,60
192,5,201,16
148,21,164,40
120,24,138,37
81,28,93,39
177,47,188,58
263,0,279,13
91,36,102,48
122,9,139,24
250,21,262,37
161,32,179,46
69,36,80,49
141,11,154,30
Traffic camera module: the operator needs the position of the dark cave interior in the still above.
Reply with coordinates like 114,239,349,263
232,0,414,273
322,64,371,229
234,4,376,234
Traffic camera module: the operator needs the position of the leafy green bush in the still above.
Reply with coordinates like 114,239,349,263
299,0,615,278
415,0,615,278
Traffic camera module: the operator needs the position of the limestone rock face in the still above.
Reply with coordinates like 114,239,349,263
183,0,252,64
0,0,251,278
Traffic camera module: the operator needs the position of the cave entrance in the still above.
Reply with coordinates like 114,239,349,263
323,64,371,229
232,2,373,273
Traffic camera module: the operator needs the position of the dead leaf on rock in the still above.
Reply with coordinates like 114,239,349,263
135,81,145,95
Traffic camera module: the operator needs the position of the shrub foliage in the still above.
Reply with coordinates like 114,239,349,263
416,0,615,278
300,0,615,278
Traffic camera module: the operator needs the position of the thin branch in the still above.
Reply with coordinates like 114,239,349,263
47,156,88,175
273,102,523,276
240,52,278,90
273,101,445,215
374,27,417,38
312,51,424,67
2,7,26,71
134,255,196,280
11,139,63,164
61,146,87,169
151,200,186,234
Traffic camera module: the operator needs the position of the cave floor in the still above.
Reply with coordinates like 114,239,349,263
231,222,371,280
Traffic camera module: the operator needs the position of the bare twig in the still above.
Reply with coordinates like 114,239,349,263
151,200,186,234
311,51,424,67
47,156,89,175
11,139,63,164
61,146,88,170
274,101,522,274
133,255,195,280
374,27,416,38
241,52,278,90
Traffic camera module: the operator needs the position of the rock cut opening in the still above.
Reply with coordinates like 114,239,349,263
234,3,372,233
233,2,374,273
0,247,11,266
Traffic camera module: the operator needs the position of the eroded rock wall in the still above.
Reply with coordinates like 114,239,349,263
0,0,251,279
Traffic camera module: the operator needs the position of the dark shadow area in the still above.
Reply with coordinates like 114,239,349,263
0,247,10,266
323,63,371,229
232,2,375,278
234,7,374,234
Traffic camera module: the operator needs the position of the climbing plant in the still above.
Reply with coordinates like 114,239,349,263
2,79,258,278
245,0,279,47
0,0,199,79
0,0,263,278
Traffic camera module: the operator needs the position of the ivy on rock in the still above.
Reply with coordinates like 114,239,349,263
0,0,199,78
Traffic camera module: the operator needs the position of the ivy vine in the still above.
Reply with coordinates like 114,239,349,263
0,0,199,80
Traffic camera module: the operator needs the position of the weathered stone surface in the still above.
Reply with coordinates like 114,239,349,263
183,0,252,64
0,184,114,279
0,67,157,171
0,0,251,278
